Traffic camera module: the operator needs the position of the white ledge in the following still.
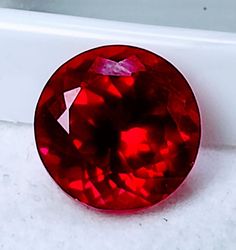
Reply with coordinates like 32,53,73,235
0,8,236,147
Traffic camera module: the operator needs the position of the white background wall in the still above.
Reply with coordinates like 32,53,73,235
0,0,236,32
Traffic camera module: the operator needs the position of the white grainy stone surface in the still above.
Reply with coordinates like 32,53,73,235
0,121,235,250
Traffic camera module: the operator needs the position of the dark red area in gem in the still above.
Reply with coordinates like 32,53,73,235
34,45,201,210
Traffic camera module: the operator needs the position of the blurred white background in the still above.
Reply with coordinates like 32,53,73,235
0,0,236,32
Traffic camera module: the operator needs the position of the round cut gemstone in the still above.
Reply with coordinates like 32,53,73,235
34,45,201,210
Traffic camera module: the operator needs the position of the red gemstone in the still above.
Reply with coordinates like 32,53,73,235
34,45,201,210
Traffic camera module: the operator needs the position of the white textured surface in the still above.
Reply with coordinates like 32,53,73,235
1,9,236,147
0,121,236,250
